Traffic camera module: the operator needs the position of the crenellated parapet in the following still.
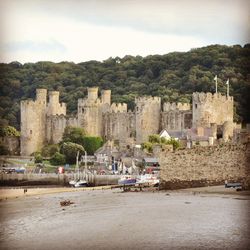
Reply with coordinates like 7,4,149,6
47,91,66,116
192,92,234,127
135,96,161,105
192,92,233,104
163,102,191,112
110,103,127,113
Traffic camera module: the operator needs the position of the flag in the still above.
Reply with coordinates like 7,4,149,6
226,79,229,85
214,75,217,81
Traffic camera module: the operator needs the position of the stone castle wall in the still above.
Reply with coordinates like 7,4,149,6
46,115,77,144
20,89,47,156
161,110,192,131
135,96,161,143
21,89,67,155
192,92,233,127
159,143,250,189
21,87,234,155
103,111,135,143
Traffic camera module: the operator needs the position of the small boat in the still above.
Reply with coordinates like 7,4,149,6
118,175,137,185
69,151,88,188
136,174,159,187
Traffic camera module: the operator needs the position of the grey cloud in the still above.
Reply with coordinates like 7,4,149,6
2,40,67,53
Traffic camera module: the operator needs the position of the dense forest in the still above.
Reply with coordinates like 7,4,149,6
0,44,249,130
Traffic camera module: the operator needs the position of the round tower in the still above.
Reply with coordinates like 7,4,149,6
88,87,99,102
36,89,47,104
101,90,111,105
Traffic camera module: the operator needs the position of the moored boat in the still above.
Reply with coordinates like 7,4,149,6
118,175,137,185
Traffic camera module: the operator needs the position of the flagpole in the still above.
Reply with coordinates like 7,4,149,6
227,79,229,98
214,75,218,94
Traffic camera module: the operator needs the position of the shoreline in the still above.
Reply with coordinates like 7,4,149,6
0,185,113,200
0,184,250,201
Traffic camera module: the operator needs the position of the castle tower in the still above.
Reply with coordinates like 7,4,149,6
101,90,111,105
36,88,47,104
47,91,66,116
192,92,234,128
87,87,99,102
78,87,104,136
20,89,47,156
135,96,161,143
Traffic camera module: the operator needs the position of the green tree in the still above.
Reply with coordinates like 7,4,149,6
50,152,66,165
41,144,59,157
62,126,86,145
60,142,85,164
82,136,103,155
34,153,43,163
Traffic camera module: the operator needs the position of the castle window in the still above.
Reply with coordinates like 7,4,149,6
30,130,32,135
195,104,198,109
82,108,85,113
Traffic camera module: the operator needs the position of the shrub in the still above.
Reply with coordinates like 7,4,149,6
41,144,59,157
148,134,161,143
0,126,20,137
165,138,181,150
141,142,153,153
34,153,43,163
50,152,66,165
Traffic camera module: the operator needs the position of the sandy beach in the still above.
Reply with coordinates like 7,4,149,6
0,185,250,250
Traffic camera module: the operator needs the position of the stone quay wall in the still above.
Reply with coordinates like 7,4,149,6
159,142,250,189
0,173,120,186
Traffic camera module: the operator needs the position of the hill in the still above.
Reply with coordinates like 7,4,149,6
0,44,249,130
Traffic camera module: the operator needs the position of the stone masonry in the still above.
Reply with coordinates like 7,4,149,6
159,142,250,189
20,87,234,156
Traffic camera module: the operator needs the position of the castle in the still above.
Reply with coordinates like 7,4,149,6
20,87,234,156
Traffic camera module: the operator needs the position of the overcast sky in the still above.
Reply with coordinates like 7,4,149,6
0,0,249,63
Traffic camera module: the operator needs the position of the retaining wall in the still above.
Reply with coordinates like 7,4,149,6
0,173,120,186
159,142,250,189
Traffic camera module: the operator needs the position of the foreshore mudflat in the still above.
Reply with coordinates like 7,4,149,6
0,186,250,250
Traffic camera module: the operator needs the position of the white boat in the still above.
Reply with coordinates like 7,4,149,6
69,151,88,188
136,174,159,187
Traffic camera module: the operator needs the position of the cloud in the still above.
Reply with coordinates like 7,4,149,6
0,0,249,63
3,40,67,53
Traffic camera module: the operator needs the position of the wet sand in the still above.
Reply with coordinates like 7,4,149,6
0,186,250,250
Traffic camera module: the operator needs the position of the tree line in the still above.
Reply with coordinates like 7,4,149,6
0,44,249,130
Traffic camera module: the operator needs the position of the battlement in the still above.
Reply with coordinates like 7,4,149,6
21,99,37,108
78,97,102,107
192,92,233,103
88,87,99,101
135,96,161,104
101,90,111,105
163,102,191,112
110,103,127,113
36,89,47,101
48,91,59,104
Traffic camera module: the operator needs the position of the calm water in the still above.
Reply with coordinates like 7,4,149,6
0,189,249,250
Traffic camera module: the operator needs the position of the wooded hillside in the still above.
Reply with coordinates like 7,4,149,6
0,44,249,130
